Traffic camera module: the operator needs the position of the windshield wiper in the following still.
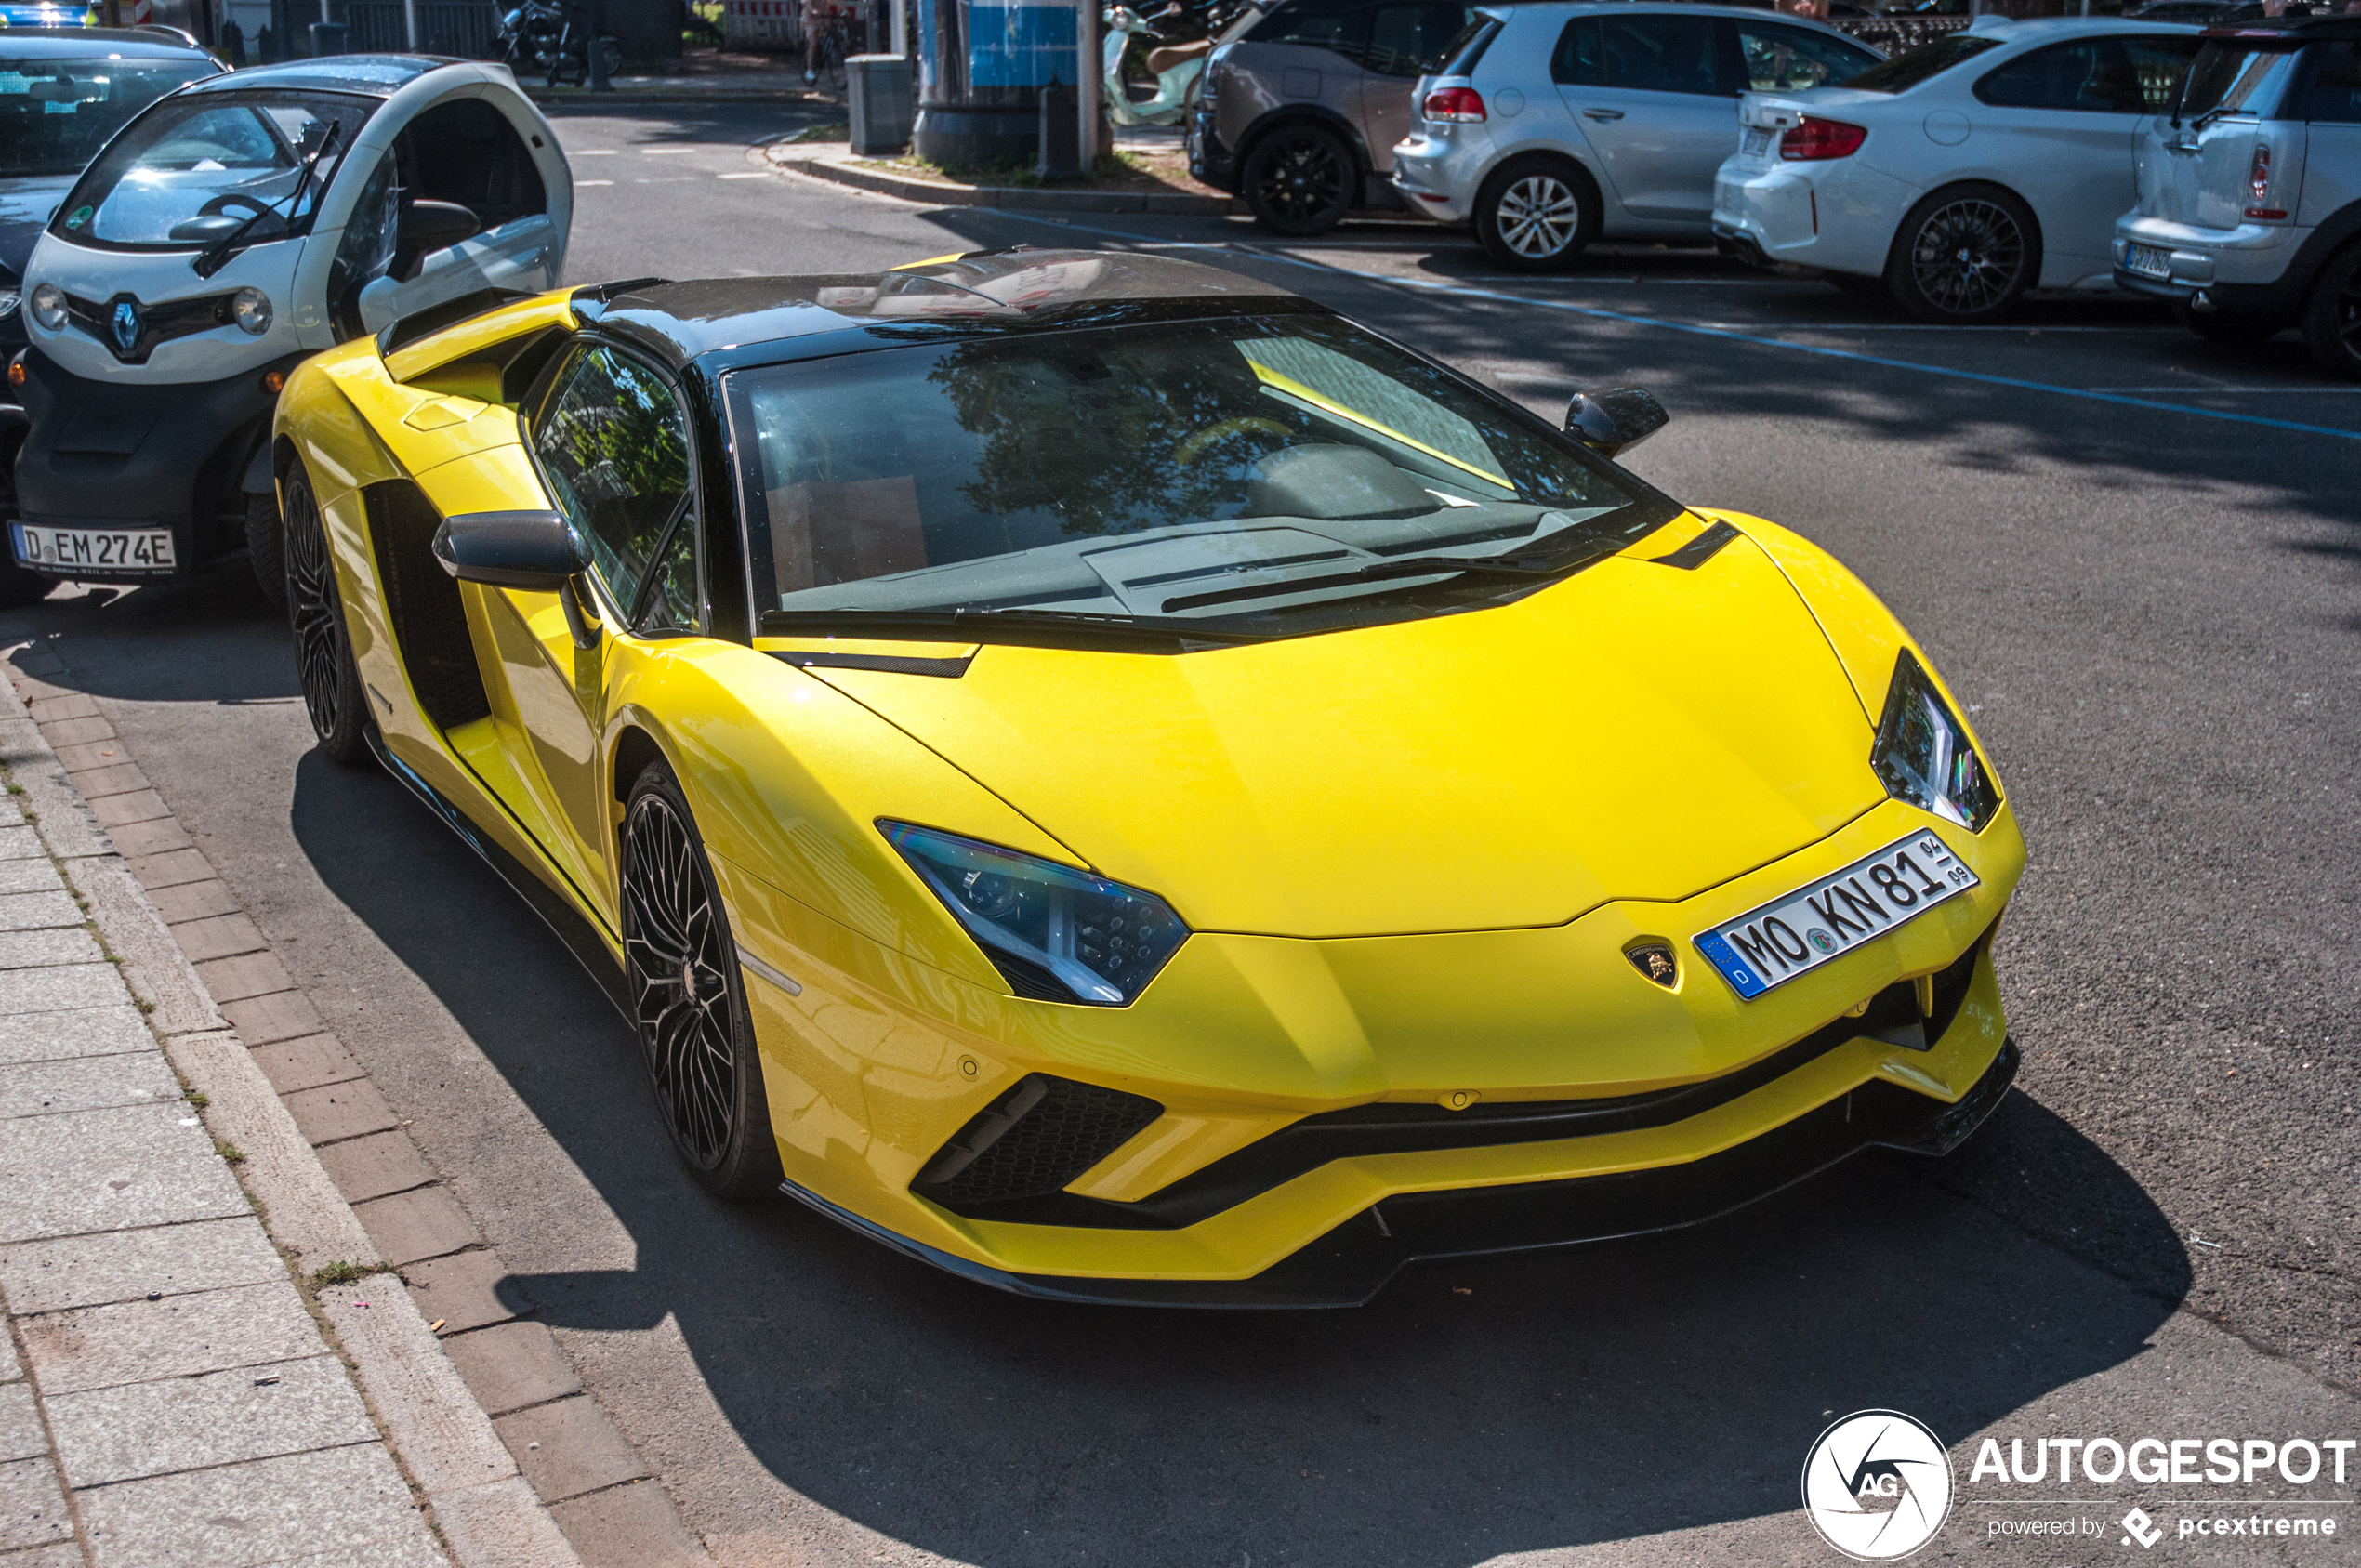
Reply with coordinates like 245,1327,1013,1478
1156,550,1586,613
758,607,1261,651
193,118,342,279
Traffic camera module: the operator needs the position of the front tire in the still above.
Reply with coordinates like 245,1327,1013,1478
2301,242,2361,379
282,460,372,768
1473,156,1593,272
1241,124,1355,237
245,489,286,611
621,764,783,1201
1886,183,2038,323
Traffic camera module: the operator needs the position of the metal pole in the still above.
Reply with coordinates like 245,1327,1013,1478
890,0,905,57
1075,0,1101,163
402,0,416,47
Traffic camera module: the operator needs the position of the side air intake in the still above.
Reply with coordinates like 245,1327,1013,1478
913,1074,1164,1212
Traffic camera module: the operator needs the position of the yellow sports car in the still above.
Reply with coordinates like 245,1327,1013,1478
271,248,2024,1306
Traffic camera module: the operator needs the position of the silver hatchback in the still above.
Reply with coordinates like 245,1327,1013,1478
1392,1,1880,269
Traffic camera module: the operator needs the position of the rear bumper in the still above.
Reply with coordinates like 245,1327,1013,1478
1710,157,1904,280
798,1032,2021,1309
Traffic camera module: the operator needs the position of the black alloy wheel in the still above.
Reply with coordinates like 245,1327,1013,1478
1474,157,1592,272
621,766,782,1200
2301,242,2361,379
1889,185,2038,323
282,460,372,767
1242,125,1354,237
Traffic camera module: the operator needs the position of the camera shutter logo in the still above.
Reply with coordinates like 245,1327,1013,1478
1800,1410,1953,1561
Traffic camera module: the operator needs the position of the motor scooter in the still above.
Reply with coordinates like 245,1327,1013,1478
1101,6,1209,128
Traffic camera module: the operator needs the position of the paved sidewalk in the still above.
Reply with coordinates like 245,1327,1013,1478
0,670,579,1566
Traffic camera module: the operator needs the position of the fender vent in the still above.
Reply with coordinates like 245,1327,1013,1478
364,480,491,731
915,1074,1164,1210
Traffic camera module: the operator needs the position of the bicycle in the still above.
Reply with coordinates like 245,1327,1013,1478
801,6,851,91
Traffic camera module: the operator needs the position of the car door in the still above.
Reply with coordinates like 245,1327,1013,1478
1550,11,1738,223
1358,1,1472,173
342,95,564,338
1971,34,2200,280
479,340,700,912
1222,0,1376,163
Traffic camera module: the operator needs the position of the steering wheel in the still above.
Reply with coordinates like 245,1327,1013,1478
197,191,276,220
1174,415,1292,467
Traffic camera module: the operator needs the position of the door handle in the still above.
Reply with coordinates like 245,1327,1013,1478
1583,107,1624,121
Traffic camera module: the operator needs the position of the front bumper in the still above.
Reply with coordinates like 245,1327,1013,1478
1187,104,1236,194
9,347,306,582
788,1032,2020,1308
727,792,2026,1306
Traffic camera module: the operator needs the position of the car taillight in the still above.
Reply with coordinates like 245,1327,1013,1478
2249,144,2270,202
1423,86,1484,123
1778,117,1866,161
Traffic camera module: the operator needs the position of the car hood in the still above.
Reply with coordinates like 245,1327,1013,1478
799,523,1886,939
0,176,75,280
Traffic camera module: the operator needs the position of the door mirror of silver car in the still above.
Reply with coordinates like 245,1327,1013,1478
1565,386,1669,459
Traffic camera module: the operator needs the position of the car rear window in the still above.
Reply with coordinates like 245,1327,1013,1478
1973,35,2199,112
1433,10,1500,76
1844,32,2001,93
2176,35,2301,117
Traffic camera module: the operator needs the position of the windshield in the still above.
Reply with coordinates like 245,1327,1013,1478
2175,37,2298,119
1843,32,2000,93
0,56,217,179
51,88,374,249
732,315,1676,643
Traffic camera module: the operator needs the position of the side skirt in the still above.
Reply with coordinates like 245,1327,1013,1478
366,729,632,1021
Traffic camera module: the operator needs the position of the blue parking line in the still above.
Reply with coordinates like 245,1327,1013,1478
990,211,2361,445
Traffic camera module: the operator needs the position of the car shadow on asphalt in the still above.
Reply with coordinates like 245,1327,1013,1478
279,746,2194,1567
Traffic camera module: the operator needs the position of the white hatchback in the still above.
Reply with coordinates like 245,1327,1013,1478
1711,17,2200,321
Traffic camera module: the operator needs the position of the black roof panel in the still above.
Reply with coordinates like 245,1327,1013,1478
581,250,1311,371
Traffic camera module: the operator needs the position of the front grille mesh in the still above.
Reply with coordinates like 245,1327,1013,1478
917,1074,1164,1207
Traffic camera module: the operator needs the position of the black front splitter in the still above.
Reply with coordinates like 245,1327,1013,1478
788,1037,2020,1310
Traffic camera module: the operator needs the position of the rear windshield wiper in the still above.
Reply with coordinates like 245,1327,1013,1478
194,118,342,278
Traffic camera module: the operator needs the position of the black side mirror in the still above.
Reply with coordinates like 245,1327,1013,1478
1564,386,1669,459
434,510,600,649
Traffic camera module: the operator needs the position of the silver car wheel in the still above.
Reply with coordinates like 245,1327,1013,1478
1907,197,2025,317
1497,175,1580,260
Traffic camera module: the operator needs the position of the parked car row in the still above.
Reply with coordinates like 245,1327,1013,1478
1187,0,2361,371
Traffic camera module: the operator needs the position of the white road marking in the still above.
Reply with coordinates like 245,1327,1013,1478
577,179,614,186
716,172,770,179
640,146,702,154
576,148,616,154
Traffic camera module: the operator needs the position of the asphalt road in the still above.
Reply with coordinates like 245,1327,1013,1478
6,103,2358,1566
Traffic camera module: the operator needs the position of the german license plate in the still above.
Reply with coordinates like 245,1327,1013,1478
1742,126,1771,156
11,522,177,573
2124,243,2173,281
1694,832,1979,1000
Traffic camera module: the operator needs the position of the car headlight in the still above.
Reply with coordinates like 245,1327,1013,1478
231,287,272,336
881,821,1189,1006
28,283,65,332
1870,650,2000,832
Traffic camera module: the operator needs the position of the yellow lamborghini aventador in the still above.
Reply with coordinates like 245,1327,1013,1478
270,248,2024,1305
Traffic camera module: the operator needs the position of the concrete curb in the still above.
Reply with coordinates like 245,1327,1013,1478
0,658,585,1568
771,144,1238,215
532,86,838,107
